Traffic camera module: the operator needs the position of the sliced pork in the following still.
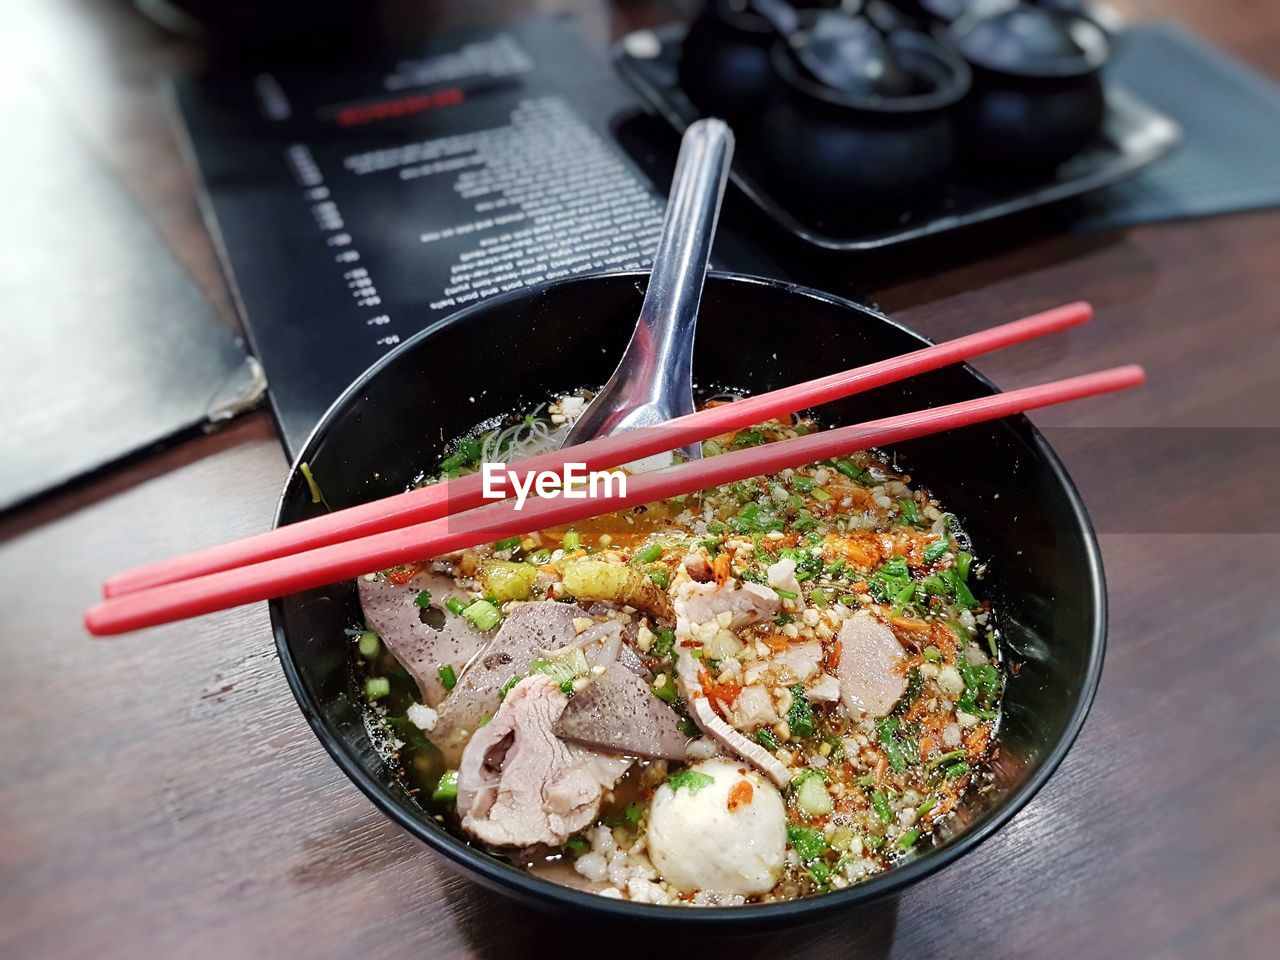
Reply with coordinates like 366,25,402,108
807,673,841,703
673,579,780,632
457,675,632,848
553,663,689,760
430,601,580,765
769,642,824,683
357,571,487,707
676,652,791,787
836,611,908,718
728,684,779,729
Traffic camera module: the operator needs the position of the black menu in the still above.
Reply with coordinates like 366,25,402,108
177,16,777,455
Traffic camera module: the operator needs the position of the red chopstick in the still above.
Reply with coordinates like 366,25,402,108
102,301,1091,598
84,364,1142,636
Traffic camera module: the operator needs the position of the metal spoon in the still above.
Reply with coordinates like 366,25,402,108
561,118,734,463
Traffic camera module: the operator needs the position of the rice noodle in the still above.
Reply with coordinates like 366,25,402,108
479,393,589,465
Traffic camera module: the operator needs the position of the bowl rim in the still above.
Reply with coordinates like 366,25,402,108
769,29,972,115
950,8,1110,80
269,270,1107,924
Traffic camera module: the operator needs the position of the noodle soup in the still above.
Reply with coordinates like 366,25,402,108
350,393,1002,906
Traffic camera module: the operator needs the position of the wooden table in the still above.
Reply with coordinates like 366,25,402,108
2,1,1277,957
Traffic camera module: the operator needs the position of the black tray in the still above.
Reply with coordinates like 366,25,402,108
612,23,1182,251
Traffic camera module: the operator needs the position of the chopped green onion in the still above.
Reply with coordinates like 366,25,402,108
702,439,724,457
869,556,912,603
876,717,908,771
498,674,523,700
922,645,942,662
811,488,832,502
531,646,590,688
788,685,815,740
807,862,833,887
676,718,699,737
756,728,780,750
955,551,973,581
810,588,831,607
898,498,922,526
647,567,670,589
927,749,966,770
916,795,937,816
893,668,924,716
357,630,380,659
437,664,457,690
528,548,552,565
864,833,885,850
364,676,390,700
945,762,968,779
444,597,467,616
923,539,948,564
945,567,978,609
653,628,676,659
432,769,459,803
667,769,715,795
775,587,798,600
871,790,893,824
786,823,828,862
439,436,482,472
604,803,645,827
564,835,590,855
834,458,866,483
919,573,948,597
824,559,846,577
562,530,580,551
494,536,522,552
793,510,818,532
987,631,999,658
891,581,917,615
414,589,432,608
461,599,502,631
634,544,663,564
898,828,920,850
651,673,677,703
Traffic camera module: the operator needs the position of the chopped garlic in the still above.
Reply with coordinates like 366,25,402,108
407,703,438,732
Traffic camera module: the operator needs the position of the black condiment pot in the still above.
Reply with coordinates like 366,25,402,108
757,27,970,217
677,0,863,130
949,3,1110,171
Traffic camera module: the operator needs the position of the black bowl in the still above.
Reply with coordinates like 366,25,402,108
757,30,970,217
677,0,780,130
270,272,1106,927
677,1,867,131
950,4,1110,170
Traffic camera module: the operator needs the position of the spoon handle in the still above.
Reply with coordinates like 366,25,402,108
561,118,735,453
633,117,735,410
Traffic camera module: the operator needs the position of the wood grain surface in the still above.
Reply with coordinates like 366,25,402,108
1,1,1277,957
